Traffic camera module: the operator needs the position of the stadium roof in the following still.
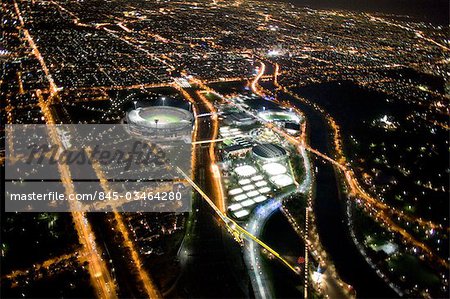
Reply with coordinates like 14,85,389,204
253,143,287,159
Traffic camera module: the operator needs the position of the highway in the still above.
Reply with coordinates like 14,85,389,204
86,150,162,299
171,87,248,298
12,2,118,297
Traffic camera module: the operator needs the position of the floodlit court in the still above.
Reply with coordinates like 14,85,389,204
262,162,287,176
271,174,294,187
228,203,242,211
258,110,301,123
221,112,298,222
253,195,268,203
242,184,255,191
229,188,243,195
233,209,249,219
233,194,248,201
234,165,257,177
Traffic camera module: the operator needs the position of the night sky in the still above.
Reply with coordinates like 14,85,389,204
281,0,449,24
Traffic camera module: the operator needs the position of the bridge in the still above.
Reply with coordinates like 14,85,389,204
195,111,224,118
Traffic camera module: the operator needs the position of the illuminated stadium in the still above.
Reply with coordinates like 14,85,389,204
126,106,193,138
258,110,301,123
252,143,287,162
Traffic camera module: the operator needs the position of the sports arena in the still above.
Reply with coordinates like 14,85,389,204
258,110,301,123
252,143,288,162
126,106,193,138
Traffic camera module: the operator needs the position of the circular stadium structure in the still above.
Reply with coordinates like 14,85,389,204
252,143,287,162
258,110,301,123
126,106,193,139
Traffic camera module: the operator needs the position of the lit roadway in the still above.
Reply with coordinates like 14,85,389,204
12,2,448,297
12,2,118,297
86,149,162,299
277,92,448,268
367,14,450,52
40,120,118,299
294,88,444,234
250,63,354,298
31,7,276,282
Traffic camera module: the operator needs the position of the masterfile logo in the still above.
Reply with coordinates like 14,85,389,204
5,124,193,212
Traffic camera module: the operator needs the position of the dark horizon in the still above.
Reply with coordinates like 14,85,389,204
281,0,449,25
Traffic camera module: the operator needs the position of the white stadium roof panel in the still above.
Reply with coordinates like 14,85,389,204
251,175,264,181
233,194,248,201
262,162,287,176
254,195,267,203
246,190,259,197
241,199,255,207
271,174,294,187
234,209,249,219
229,188,243,195
259,187,271,194
228,203,242,211
242,184,255,191
255,180,268,187
235,165,257,177
238,179,251,185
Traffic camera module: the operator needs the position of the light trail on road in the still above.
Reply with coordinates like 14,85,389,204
367,15,450,52
195,90,226,212
86,148,162,299
39,114,118,299
251,62,266,94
